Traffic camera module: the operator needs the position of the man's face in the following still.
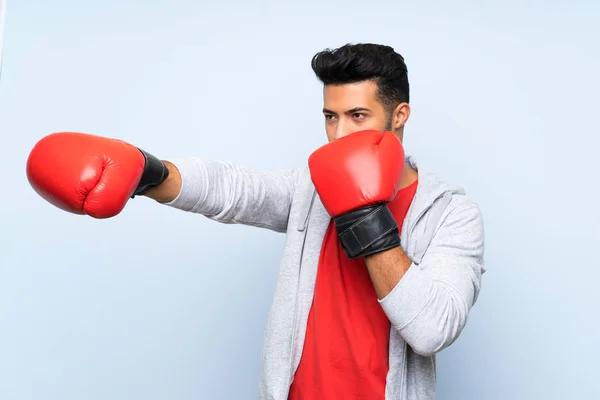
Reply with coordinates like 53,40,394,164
322,80,391,142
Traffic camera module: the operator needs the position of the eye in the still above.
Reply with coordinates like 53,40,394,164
353,113,367,120
324,114,336,121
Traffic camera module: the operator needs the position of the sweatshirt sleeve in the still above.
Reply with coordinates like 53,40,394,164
162,157,302,233
378,198,485,356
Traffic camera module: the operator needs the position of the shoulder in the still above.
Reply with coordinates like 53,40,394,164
408,155,484,244
444,193,484,236
409,155,482,215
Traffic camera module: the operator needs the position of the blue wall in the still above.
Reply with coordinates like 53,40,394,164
1,1,597,398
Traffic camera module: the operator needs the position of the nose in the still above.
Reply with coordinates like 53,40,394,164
333,121,351,140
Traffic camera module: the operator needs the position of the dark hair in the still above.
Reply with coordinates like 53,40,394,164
311,43,409,115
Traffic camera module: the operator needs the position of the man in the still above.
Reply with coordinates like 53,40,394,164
26,43,485,399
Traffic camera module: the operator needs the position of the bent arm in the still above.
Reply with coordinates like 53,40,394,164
145,157,301,233
378,200,485,356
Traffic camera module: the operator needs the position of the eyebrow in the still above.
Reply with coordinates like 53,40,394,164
322,107,372,115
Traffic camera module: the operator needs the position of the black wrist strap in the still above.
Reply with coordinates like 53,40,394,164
335,204,399,260
132,148,170,197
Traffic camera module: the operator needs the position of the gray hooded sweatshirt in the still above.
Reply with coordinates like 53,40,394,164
165,155,486,400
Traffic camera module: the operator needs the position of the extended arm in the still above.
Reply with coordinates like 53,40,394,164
147,157,302,233
26,132,299,230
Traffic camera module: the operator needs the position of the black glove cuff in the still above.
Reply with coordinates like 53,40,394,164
333,203,400,260
132,148,170,197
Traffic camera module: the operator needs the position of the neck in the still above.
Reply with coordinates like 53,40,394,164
399,162,418,189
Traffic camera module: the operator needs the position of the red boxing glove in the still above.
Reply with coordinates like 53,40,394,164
26,132,169,219
308,129,405,259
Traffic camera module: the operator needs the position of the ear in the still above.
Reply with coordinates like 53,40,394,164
392,102,411,130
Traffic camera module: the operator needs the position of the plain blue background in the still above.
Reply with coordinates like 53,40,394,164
1,1,598,399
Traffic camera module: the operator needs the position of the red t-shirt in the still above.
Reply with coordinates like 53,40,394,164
288,180,418,400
